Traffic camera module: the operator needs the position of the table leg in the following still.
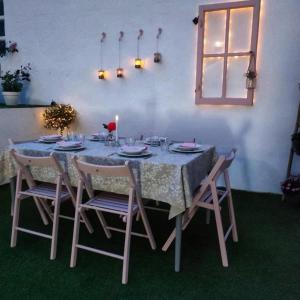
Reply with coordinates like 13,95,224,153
10,177,16,217
175,213,183,272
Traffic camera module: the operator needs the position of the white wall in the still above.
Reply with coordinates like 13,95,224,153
0,108,46,150
1,0,300,193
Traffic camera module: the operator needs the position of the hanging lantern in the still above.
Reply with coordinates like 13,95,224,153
135,29,144,69
116,67,123,78
134,58,142,68
154,28,162,63
245,51,257,89
116,31,124,78
99,32,106,80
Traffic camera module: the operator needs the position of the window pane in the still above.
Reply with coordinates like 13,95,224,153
0,19,4,36
0,1,3,16
203,10,226,54
202,57,224,98
228,7,253,53
226,56,249,98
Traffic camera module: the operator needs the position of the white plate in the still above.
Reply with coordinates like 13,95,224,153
121,146,147,155
170,146,204,153
38,139,61,144
144,141,160,146
40,134,62,140
54,146,86,151
117,150,152,158
87,136,105,141
173,143,202,151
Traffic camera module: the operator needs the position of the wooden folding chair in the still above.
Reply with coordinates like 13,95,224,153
9,138,49,218
10,149,93,260
70,156,156,284
162,149,238,267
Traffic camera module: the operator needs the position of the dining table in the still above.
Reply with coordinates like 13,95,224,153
2,138,216,272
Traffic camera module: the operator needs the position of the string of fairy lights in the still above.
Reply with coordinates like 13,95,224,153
43,103,76,134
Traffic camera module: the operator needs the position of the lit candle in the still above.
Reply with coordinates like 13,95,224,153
115,115,119,142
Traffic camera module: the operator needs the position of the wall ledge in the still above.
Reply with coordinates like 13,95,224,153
0,104,50,109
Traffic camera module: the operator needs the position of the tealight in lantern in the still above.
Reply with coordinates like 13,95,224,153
116,68,123,78
98,32,106,80
134,58,142,68
116,31,124,78
135,29,144,69
98,69,105,79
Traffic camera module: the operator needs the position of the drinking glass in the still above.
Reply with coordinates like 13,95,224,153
78,134,85,145
151,135,159,147
67,132,77,141
160,137,168,151
125,137,135,146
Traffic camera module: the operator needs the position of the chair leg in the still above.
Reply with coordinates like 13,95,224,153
11,196,21,248
136,194,156,250
122,197,134,284
79,210,94,234
227,193,238,242
50,199,61,260
33,197,49,226
70,205,81,268
224,171,238,242
213,204,228,267
39,198,53,222
10,177,16,217
95,210,112,239
162,205,199,252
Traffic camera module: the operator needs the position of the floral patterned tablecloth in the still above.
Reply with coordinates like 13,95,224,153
0,141,215,219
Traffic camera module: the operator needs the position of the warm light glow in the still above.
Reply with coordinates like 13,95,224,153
135,58,142,68
116,68,123,78
98,69,105,79
214,41,223,48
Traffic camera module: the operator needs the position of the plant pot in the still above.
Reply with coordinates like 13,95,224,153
2,91,20,106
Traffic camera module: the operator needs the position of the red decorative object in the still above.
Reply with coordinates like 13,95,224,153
103,121,116,132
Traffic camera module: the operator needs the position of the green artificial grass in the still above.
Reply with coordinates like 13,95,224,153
0,184,299,299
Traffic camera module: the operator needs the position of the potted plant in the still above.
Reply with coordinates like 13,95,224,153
1,63,31,105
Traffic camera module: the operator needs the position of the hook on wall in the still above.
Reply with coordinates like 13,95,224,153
100,32,106,43
156,28,162,39
119,31,124,42
137,29,143,40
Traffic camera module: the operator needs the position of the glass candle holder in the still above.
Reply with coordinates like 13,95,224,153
154,52,162,63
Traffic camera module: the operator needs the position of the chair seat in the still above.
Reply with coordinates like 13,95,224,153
20,183,70,201
85,195,139,214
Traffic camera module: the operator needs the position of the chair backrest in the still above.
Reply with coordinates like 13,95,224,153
72,156,136,190
207,148,237,183
10,149,64,175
